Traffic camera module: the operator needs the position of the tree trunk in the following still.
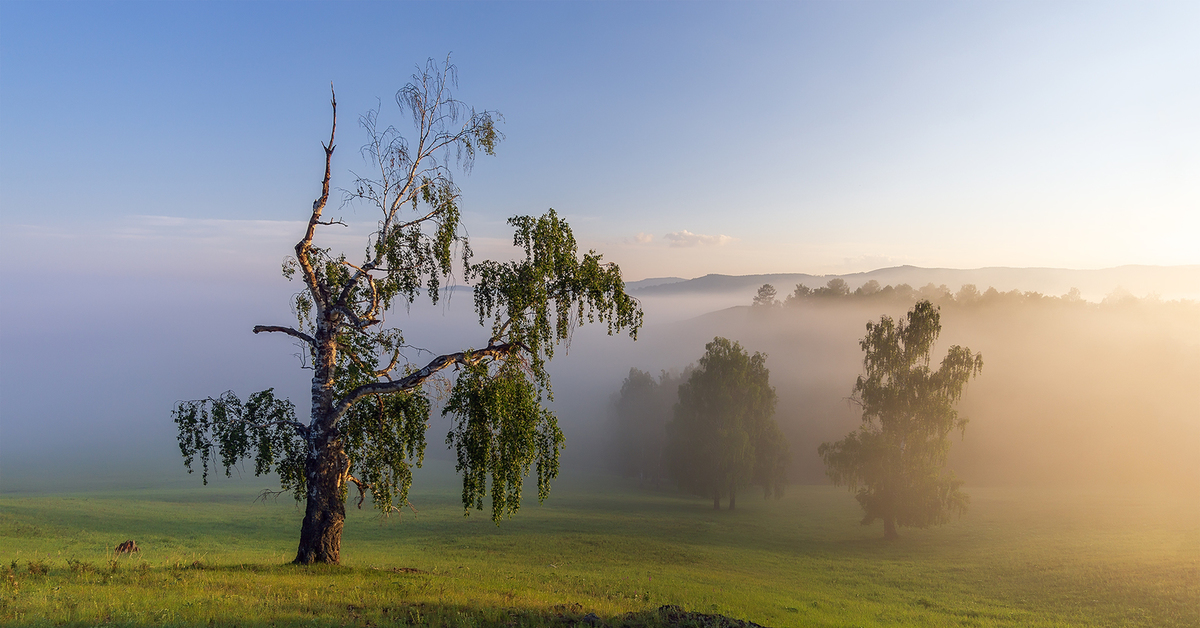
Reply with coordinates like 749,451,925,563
883,517,898,540
295,318,346,565
294,435,347,564
712,492,721,510
728,483,736,510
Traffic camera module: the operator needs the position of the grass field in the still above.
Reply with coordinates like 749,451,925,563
0,470,1196,627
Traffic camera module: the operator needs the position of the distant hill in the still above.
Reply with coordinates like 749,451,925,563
628,265,1200,302
624,276,687,291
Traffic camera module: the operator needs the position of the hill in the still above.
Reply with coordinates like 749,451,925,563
629,265,1200,302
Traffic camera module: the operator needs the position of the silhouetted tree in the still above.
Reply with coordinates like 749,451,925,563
955,283,981,304
172,59,642,564
784,283,812,306
666,337,787,510
607,368,685,483
815,278,850,297
819,301,982,539
855,279,882,296
752,284,778,307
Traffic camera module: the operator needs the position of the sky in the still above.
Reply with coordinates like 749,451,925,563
1,1,1197,483
2,0,1197,283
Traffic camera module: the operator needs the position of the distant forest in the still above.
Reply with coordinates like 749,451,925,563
761,277,1166,307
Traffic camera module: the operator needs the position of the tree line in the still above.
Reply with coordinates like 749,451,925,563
753,278,1170,308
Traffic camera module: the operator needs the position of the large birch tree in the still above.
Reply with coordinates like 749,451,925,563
172,59,642,564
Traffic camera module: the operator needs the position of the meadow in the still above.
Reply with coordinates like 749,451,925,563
0,469,1196,627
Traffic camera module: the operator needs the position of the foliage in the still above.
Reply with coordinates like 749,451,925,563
470,210,642,392
666,337,787,508
443,360,563,523
819,300,983,537
607,368,686,483
172,390,305,498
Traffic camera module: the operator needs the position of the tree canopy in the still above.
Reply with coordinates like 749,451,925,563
172,58,642,564
665,337,787,510
819,300,982,539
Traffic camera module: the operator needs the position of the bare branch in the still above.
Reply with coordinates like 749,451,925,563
254,488,287,504
346,474,371,510
253,325,316,346
295,84,338,309
331,341,522,420
331,305,379,331
333,260,381,321
342,346,401,380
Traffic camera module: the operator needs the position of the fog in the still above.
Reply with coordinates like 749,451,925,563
585,287,1200,492
1,268,1196,497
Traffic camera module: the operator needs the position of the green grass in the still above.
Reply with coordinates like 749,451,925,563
0,473,1196,627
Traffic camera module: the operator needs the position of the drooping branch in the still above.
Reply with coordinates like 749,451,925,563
331,341,521,420
250,418,310,434
252,325,316,346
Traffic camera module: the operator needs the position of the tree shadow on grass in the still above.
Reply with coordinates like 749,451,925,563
191,602,769,628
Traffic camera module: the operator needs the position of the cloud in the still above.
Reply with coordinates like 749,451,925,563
635,232,654,244
663,230,734,248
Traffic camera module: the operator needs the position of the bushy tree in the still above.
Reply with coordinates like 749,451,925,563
172,59,642,564
752,284,778,307
819,300,982,539
607,368,685,483
666,337,787,509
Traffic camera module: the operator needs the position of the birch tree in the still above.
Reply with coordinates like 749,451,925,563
172,59,642,564
819,300,982,539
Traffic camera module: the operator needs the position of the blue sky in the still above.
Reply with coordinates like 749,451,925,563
2,1,1197,282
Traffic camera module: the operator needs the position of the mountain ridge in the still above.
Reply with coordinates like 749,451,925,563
627,264,1200,301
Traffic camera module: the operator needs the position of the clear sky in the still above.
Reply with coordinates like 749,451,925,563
2,0,1197,282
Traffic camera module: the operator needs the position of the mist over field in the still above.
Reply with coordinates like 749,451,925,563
3,266,1195,497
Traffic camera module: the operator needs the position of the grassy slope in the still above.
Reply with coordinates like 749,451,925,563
0,477,1196,627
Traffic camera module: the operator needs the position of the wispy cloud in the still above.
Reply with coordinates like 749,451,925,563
663,230,734,248
634,232,654,244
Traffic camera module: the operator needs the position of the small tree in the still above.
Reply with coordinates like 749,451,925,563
752,284,778,307
814,278,850,297
607,368,684,483
172,59,642,564
819,300,982,539
784,283,812,306
666,337,787,510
